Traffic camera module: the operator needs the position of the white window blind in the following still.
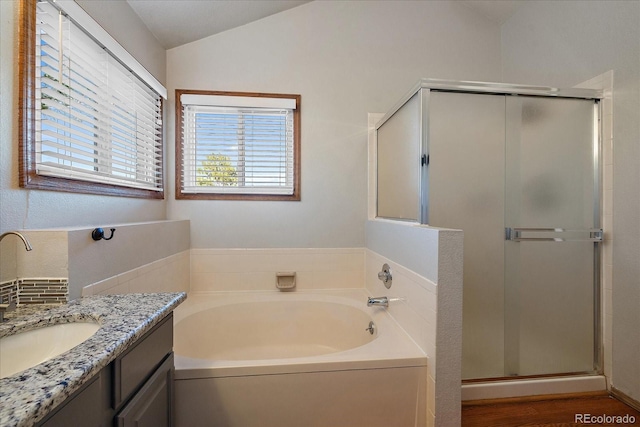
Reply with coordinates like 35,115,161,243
180,94,296,195
34,1,164,191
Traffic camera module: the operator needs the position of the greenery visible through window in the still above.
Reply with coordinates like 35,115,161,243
197,153,238,186
18,0,165,198
176,90,301,201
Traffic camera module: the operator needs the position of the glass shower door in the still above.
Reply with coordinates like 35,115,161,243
504,96,601,377
428,91,507,379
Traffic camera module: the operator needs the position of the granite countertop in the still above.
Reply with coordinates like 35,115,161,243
0,292,186,427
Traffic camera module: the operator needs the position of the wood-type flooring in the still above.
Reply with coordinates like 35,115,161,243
462,392,640,427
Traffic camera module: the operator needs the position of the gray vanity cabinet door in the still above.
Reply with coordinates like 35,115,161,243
39,367,112,427
116,353,174,427
114,314,174,408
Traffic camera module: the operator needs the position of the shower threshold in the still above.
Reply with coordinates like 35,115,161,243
461,374,607,401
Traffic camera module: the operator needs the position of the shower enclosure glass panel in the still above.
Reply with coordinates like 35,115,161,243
504,96,599,377
428,91,506,379
423,89,600,380
377,92,421,221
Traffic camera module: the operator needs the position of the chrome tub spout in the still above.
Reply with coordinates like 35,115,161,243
367,296,389,308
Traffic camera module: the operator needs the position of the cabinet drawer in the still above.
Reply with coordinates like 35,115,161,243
114,313,173,408
116,353,174,427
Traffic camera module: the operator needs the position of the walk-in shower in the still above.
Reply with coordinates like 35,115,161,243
376,79,603,389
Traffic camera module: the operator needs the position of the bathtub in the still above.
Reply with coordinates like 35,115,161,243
173,289,428,427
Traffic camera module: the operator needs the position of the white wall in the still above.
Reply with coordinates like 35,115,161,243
166,0,502,248
501,0,640,404
0,0,167,235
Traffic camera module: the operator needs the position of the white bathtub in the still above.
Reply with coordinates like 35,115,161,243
173,289,428,427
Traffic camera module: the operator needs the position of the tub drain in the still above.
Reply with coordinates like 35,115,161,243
365,321,376,335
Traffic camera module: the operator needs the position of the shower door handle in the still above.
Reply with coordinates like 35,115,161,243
505,227,603,242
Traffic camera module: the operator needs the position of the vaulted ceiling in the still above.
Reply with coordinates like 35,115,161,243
126,0,523,50
126,0,312,49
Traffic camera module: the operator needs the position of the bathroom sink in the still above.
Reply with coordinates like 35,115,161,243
0,322,101,379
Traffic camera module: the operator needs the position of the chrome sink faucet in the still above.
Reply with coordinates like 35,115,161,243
0,231,33,251
0,231,33,321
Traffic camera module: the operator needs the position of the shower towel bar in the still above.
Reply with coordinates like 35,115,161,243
505,227,603,242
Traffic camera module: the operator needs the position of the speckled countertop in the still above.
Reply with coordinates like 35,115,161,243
0,292,186,427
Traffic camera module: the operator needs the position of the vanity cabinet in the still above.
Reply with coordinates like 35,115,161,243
114,314,174,427
36,314,174,427
39,366,112,427
116,354,174,427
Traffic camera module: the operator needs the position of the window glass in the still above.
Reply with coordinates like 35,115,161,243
176,91,300,200
19,0,165,198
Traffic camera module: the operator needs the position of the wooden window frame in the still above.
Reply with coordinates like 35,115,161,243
17,0,164,199
175,89,301,201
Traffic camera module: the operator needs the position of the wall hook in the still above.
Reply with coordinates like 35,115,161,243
91,228,116,241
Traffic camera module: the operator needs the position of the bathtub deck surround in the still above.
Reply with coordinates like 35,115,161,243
0,292,186,427
190,247,364,292
81,250,190,297
173,289,428,427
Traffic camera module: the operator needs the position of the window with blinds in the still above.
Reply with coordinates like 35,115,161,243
176,91,301,200
19,0,166,198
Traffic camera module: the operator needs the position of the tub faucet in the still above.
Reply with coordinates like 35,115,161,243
0,231,33,251
367,296,389,308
